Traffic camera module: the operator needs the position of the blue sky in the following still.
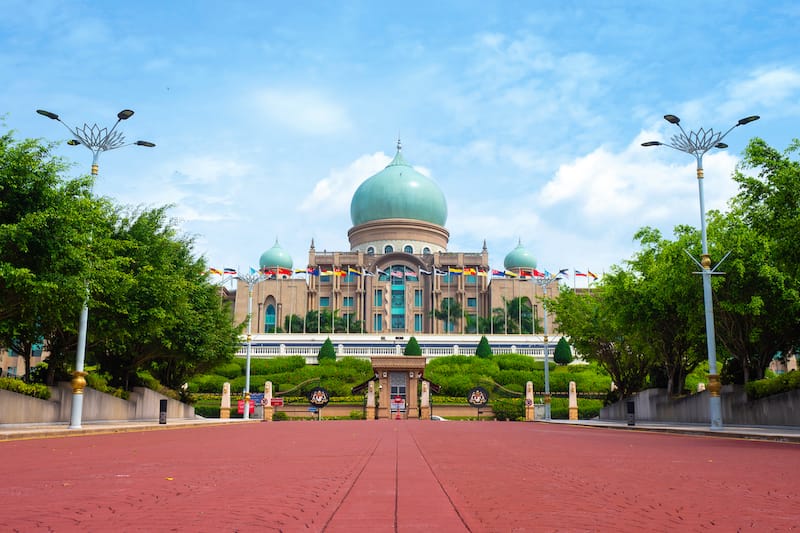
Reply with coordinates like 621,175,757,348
3,1,799,287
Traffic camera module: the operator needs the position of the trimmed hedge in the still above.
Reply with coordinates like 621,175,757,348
0,377,51,400
746,370,800,400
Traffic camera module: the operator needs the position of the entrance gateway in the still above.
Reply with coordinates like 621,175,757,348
352,356,430,419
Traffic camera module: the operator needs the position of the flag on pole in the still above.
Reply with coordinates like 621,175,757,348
419,268,432,275
376,267,388,276
362,268,375,277
348,267,361,276
575,270,588,277
208,268,222,275
477,269,489,277
434,268,447,276
277,267,292,277
224,267,237,275
588,271,599,280
307,266,320,276
558,268,569,278
448,267,463,275
491,269,505,277
391,270,403,278
504,270,518,278
294,268,308,274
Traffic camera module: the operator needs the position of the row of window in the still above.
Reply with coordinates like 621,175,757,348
366,244,432,255
315,291,478,309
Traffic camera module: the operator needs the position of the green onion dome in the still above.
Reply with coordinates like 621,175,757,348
259,239,293,269
350,142,447,227
504,240,537,270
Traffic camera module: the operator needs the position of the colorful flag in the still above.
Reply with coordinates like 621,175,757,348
544,269,552,278
362,268,375,277
477,269,488,277
277,267,292,277
348,267,361,276
558,268,569,278
419,268,432,275
504,270,518,278
434,268,447,276
376,267,388,276
463,267,477,276
294,268,308,274
308,267,320,276
404,268,417,278
519,269,532,278
448,267,462,275
575,270,588,277
208,267,222,275
391,270,404,278
588,271,599,280
533,269,546,278
319,269,333,276
224,267,237,275
491,269,505,277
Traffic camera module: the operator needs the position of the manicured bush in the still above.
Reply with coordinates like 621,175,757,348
0,377,51,400
492,398,524,420
404,336,422,356
273,411,288,421
318,337,336,362
553,337,573,365
191,374,229,393
210,362,242,379
746,370,800,400
476,336,493,358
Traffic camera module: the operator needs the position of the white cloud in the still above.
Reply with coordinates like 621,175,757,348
170,155,254,185
252,88,353,136
299,151,391,215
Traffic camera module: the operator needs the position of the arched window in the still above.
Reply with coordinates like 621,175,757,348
423,247,431,255
265,304,276,332
384,244,394,254
403,245,413,254
367,246,375,255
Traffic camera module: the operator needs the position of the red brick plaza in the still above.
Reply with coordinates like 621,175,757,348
3,421,798,532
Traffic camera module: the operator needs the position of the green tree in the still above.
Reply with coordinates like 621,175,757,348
404,336,422,356
432,297,462,332
283,314,305,333
0,130,98,381
476,335,493,358
549,286,651,398
318,337,336,362
553,337,572,365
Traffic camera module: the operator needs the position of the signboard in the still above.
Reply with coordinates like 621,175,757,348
250,393,264,405
467,387,489,408
237,400,255,414
390,395,406,410
307,387,330,408
270,397,284,407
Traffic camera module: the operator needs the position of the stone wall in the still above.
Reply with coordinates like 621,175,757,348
0,383,194,424
601,386,800,426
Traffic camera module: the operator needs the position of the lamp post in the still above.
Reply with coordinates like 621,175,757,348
236,271,265,420
643,113,759,430
533,273,562,420
37,108,155,429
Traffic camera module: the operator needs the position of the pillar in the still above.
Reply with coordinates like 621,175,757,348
420,380,431,420
525,381,535,421
220,382,231,419
366,381,376,420
262,381,274,422
568,381,578,420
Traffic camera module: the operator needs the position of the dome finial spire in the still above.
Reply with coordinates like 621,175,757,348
396,135,402,153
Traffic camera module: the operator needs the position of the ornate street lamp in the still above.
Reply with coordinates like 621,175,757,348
236,271,266,420
642,114,759,430
37,108,155,429
532,273,562,420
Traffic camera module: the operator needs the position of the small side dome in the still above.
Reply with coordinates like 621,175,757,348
504,240,537,270
259,239,293,270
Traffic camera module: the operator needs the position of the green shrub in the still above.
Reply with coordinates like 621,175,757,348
86,372,129,399
191,374,229,393
273,411,288,421
404,336,422,356
210,362,242,379
318,337,336,362
0,377,51,400
746,370,800,400
553,337,573,365
476,336,493,358
492,398,524,420
348,410,365,420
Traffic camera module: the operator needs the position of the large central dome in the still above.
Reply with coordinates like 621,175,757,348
350,144,447,227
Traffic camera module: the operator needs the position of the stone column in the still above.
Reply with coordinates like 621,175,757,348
366,381,376,420
220,382,231,419
420,380,431,420
568,381,578,420
377,372,390,419
262,381,274,422
407,372,419,419
525,381,535,421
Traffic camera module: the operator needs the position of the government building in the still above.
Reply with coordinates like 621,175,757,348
227,141,560,340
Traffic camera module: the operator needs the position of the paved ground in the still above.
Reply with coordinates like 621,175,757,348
2,420,798,532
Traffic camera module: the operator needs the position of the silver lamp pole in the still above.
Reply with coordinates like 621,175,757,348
643,113,759,430
236,271,265,420
533,274,562,420
36,109,155,429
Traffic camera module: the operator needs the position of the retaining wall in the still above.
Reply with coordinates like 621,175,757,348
0,383,194,424
601,386,800,426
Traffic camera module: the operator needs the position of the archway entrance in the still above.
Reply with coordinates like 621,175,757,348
372,356,427,419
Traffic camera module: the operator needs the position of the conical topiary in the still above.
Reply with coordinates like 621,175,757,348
404,336,422,356
318,337,336,362
476,335,493,359
553,337,573,365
